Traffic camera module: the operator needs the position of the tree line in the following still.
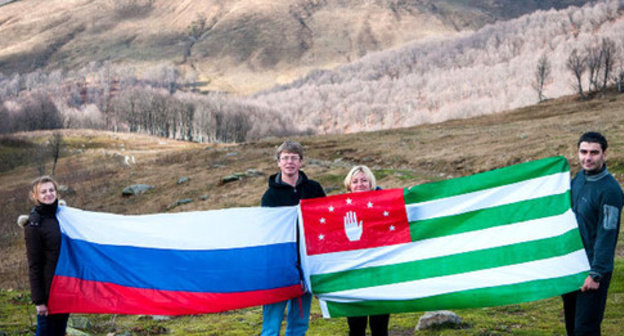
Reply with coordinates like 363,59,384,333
0,63,304,141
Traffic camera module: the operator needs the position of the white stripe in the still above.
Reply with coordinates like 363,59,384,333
307,210,577,276
57,205,298,250
298,205,314,294
318,299,330,318
406,172,570,222
317,250,589,303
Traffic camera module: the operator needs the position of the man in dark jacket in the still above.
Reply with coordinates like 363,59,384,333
260,140,325,336
563,132,623,336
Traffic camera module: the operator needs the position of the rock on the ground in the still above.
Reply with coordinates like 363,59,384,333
416,310,462,330
122,184,154,196
221,175,242,184
167,198,193,210
177,177,190,184
66,327,91,336
245,169,264,177
68,316,92,330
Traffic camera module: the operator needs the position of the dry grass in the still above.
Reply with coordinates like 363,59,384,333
2,91,623,289
1,91,624,335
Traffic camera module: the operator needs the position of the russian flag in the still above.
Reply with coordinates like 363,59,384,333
48,206,305,315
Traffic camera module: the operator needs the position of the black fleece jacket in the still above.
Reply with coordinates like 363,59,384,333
24,200,61,305
571,166,623,279
261,171,325,207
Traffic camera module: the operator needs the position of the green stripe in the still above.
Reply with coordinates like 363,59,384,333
403,156,568,204
409,192,571,241
324,272,587,317
311,229,583,294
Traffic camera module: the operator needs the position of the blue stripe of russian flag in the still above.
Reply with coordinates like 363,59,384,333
55,235,301,293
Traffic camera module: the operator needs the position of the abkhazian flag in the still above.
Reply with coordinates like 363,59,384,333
49,206,303,315
299,156,590,318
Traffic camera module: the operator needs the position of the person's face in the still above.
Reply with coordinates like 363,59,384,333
278,151,302,177
36,182,57,205
578,141,606,172
350,171,372,193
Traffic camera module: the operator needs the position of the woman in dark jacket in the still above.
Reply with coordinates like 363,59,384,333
23,175,68,336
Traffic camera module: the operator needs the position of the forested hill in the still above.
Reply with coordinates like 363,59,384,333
0,0,589,94
248,1,624,134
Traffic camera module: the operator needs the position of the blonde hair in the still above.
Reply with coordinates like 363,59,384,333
29,175,59,204
344,165,376,192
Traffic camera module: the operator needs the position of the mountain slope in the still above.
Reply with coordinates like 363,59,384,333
0,0,590,93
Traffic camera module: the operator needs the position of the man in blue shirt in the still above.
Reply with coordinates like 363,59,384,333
563,132,623,336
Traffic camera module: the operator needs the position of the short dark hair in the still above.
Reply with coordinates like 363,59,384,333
578,132,608,151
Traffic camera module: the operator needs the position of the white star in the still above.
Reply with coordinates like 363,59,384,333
383,211,389,216
346,198,352,205
320,217,326,224
367,201,373,208
319,234,325,240
328,206,334,212
389,225,396,231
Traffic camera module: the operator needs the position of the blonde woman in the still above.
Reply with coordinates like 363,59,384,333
343,165,389,336
23,176,69,336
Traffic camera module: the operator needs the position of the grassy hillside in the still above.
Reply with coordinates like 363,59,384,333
0,90,623,335
0,0,589,94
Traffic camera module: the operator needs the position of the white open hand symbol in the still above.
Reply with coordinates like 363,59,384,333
344,211,363,241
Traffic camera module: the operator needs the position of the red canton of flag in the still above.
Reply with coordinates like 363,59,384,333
300,189,410,255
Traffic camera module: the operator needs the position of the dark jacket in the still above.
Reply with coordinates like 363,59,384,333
571,166,623,279
261,171,326,207
24,200,61,305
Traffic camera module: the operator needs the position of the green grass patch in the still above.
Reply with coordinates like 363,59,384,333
609,258,624,294
2,266,624,336
0,137,39,172
0,289,36,335
61,135,122,150
607,158,624,177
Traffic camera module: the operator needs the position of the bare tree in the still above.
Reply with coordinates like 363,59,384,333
24,70,46,91
0,100,9,134
533,54,551,102
616,66,624,93
599,37,616,96
97,61,115,129
16,91,63,132
586,42,602,92
180,102,195,141
113,87,143,132
7,73,22,98
567,48,587,100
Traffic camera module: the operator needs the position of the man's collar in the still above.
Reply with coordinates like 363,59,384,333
584,165,609,182
275,172,303,187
